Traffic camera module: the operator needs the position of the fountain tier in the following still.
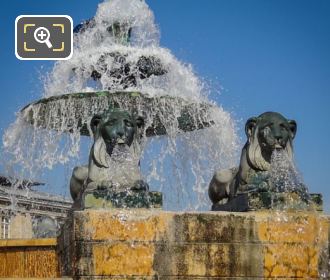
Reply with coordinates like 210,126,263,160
21,91,216,137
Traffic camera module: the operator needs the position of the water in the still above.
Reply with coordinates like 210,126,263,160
3,0,239,210
265,150,328,278
269,149,309,202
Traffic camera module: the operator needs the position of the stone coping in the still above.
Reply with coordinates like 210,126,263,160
0,238,57,247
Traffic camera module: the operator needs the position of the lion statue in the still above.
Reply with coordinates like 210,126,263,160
70,108,146,202
209,112,297,205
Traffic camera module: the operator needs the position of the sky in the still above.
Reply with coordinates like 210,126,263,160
0,0,329,212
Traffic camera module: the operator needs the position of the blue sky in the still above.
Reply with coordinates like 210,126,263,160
0,0,329,211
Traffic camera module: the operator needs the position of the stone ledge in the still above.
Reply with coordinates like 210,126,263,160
0,279,71,280
0,238,57,247
75,275,320,280
71,210,329,244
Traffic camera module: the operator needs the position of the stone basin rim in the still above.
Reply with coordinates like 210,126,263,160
20,91,210,111
20,91,216,137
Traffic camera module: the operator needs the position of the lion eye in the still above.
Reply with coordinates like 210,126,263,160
124,120,133,127
107,119,117,126
280,124,287,130
263,126,271,135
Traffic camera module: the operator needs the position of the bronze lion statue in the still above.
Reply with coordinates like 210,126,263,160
209,112,297,206
70,108,146,202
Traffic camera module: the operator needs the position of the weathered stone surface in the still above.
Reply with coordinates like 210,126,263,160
0,238,59,278
170,212,258,243
73,210,170,242
263,243,320,278
213,192,322,212
77,277,322,280
256,212,329,278
83,190,162,210
93,242,155,276
153,243,263,277
73,210,258,243
257,212,329,243
58,210,330,279
247,192,318,211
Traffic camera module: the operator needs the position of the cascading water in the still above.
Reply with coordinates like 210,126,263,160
265,150,328,278
269,149,307,195
267,149,312,210
3,0,239,210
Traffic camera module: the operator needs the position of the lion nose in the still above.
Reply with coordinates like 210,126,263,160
275,135,282,140
116,129,124,138
273,128,282,141
274,134,284,146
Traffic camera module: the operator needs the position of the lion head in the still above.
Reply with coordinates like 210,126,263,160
90,108,144,168
245,112,297,171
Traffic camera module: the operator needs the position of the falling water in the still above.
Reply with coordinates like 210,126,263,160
3,0,239,210
266,150,328,278
269,149,308,194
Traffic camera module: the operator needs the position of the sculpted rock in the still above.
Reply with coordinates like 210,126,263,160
209,112,297,206
90,52,167,89
70,108,147,202
73,19,167,89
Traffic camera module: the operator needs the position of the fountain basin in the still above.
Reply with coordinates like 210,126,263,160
58,209,329,279
0,210,328,278
20,91,216,137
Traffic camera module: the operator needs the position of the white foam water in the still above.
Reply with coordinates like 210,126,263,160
3,0,239,210
269,149,307,194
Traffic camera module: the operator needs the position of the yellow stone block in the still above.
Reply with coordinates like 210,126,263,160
263,243,321,278
257,212,329,278
257,212,329,244
0,247,59,278
77,210,171,241
93,242,155,276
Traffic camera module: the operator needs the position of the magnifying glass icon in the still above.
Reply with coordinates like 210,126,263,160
34,27,53,49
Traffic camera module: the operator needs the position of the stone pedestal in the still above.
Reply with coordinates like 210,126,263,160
82,190,162,210
58,209,329,279
72,189,162,210
212,192,323,212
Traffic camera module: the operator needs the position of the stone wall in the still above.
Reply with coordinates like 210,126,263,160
0,238,59,278
58,210,330,279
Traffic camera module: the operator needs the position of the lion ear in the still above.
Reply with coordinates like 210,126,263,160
135,116,145,128
245,117,257,140
90,114,102,136
288,120,297,139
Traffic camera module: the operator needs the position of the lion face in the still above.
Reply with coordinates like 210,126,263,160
90,109,144,167
245,112,297,171
100,111,136,148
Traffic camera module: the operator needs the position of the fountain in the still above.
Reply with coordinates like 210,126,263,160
0,0,329,279
4,0,237,211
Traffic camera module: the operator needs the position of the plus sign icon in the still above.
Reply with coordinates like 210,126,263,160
15,15,73,60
